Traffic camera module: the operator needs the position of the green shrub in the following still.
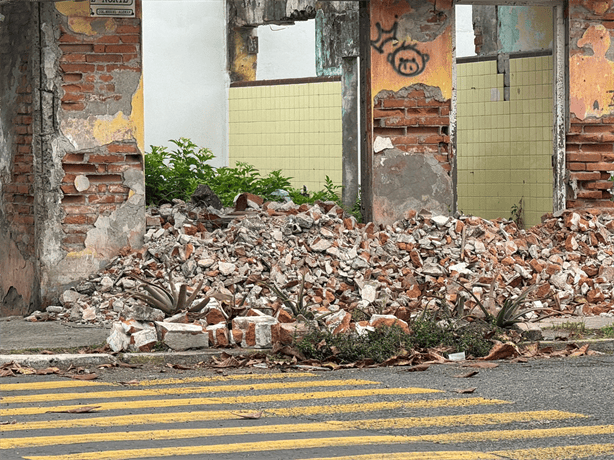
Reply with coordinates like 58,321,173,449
145,138,291,206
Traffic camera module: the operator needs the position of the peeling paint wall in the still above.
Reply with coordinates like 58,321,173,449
34,0,145,305
566,0,614,209
0,2,38,316
370,0,454,225
497,7,553,54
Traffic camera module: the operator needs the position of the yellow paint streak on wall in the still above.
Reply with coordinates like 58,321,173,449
570,25,614,120
492,443,614,460
0,379,379,404
1,410,584,449
88,76,143,152
1,398,508,433
1,387,440,417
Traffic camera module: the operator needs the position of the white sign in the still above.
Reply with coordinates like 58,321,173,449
90,0,135,18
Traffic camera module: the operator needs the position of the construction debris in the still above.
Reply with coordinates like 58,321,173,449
24,194,614,354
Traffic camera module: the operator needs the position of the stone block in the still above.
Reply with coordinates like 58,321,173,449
155,322,208,350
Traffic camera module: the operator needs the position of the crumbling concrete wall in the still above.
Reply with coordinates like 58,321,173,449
0,2,38,316
370,0,454,225
227,0,357,82
37,1,145,306
566,0,614,209
0,1,145,315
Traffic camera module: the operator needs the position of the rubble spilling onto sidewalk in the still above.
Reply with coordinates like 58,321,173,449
27,193,614,353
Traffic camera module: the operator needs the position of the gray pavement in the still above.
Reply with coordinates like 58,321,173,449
1,314,613,369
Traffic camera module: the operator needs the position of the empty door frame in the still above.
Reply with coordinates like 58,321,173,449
453,0,567,213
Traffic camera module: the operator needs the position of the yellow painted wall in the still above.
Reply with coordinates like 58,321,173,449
457,56,553,227
229,82,342,193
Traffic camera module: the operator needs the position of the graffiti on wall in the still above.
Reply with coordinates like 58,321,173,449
371,22,429,77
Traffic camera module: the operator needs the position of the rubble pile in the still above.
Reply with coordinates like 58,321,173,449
28,196,614,352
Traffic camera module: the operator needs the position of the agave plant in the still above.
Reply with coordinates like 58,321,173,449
128,265,209,316
452,280,542,328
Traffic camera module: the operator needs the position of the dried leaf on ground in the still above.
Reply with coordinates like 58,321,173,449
478,342,519,361
165,363,194,370
69,373,98,380
232,411,263,419
454,370,479,378
462,362,499,369
47,406,101,414
40,350,55,355
36,367,61,375
454,387,477,394
119,379,140,386
407,363,431,372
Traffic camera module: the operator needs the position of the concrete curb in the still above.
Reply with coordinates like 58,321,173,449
0,348,264,369
2,340,612,369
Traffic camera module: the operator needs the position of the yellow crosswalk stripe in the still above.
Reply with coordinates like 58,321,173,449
303,443,614,460
492,443,614,460
0,372,316,392
10,435,513,460
0,378,378,404
0,397,508,432
1,386,440,416
1,410,582,449
302,453,500,460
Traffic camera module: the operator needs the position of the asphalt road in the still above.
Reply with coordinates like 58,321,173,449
1,355,613,459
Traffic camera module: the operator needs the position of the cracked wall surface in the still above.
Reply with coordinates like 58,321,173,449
369,0,454,225
35,1,145,305
566,0,614,210
0,2,38,316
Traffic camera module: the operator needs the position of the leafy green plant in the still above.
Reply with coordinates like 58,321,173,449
510,198,524,229
145,138,292,206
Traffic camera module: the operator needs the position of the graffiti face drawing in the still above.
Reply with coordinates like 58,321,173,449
388,42,429,77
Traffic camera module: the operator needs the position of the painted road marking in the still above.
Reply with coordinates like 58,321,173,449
492,443,614,459
20,434,614,460
1,397,509,432
1,410,583,449
0,378,379,404
0,372,317,392
302,443,614,460
1,386,441,416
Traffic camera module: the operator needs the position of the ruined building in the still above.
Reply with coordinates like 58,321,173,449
1,0,613,316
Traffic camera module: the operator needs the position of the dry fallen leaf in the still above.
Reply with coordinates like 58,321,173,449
70,373,98,381
119,379,140,386
454,387,477,394
47,406,101,414
231,411,263,419
454,370,479,378
407,363,431,372
462,362,499,369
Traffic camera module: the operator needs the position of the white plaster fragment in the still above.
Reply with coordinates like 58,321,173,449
373,136,394,153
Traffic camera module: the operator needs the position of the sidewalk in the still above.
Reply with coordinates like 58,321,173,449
1,315,613,369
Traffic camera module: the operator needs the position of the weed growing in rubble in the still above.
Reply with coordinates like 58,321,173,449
296,319,496,363
145,138,292,206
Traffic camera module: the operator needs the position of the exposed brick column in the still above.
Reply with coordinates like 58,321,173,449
373,87,451,172
56,9,143,253
566,0,614,209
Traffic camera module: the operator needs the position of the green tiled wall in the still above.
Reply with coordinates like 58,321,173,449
457,56,554,227
229,82,342,193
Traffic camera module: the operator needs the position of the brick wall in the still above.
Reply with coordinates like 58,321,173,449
373,87,452,172
4,56,35,256
566,0,614,209
57,16,142,253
